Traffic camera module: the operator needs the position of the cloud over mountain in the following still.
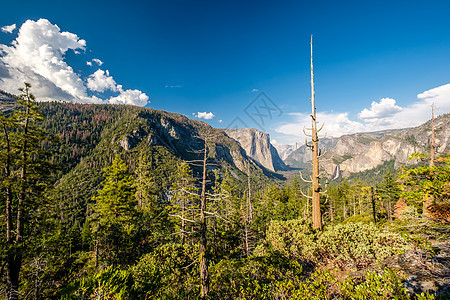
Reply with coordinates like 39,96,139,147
275,83,450,142
0,19,148,106
195,112,215,120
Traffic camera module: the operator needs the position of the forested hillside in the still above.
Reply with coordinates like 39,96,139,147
0,88,449,299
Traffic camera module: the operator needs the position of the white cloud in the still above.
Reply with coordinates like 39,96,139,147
251,88,259,92
358,98,402,124
87,69,118,92
1,24,16,33
276,111,366,138
86,61,92,66
92,58,103,66
275,83,450,142
0,19,87,101
196,112,215,120
219,119,223,123
0,19,149,106
108,89,149,106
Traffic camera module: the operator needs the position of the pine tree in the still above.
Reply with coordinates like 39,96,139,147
0,83,54,300
90,156,137,266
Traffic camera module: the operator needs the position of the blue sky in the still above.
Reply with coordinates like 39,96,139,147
1,0,450,144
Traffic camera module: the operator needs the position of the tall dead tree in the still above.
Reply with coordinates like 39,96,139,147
199,140,209,298
429,103,436,168
244,164,254,256
303,35,324,230
424,103,436,216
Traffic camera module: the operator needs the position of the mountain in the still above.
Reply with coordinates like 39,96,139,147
224,128,288,172
271,141,301,160
283,137,339,169
0,92,279,223
284,114,450,178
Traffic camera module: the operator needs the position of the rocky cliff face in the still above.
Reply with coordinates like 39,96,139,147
224,128,288,172
112,109,258,175
271,141,301,160
284,114,450,178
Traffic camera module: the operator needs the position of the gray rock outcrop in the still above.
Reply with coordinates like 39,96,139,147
224,128,288,172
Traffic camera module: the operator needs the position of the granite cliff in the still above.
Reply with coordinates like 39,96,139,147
284,114,450,178
224,128,288,172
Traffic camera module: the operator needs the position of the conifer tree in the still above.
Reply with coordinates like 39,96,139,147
90,156,137,266
1,83,54,300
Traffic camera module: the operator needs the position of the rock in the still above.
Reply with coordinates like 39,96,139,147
381,241,450,296
283,114,450,177
224,128,288,172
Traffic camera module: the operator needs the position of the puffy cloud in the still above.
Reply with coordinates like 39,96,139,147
92,58,103,66
0,19,87,101
108,89,149,106
196,112,215,120
276,112,366,138
86,61,92,66
0,19,149,106
87,69,118,92
358,98,402,123
1,24,16,33
275,82,450,142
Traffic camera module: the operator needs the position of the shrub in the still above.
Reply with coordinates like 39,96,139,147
209,254,302,300
265,219,408,270
61,266,133,299
265,218,318,261
131,242,199,299
317,222,408,269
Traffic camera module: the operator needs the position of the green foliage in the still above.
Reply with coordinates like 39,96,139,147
317,222,408,269
92,156,136,227
400,155,450,204
341,212,373,224
265,219,407,269
332,153,353,165
265,218,318,261
61,266,133,299
340,268,409,299
209,254,302,300
131,242,199,299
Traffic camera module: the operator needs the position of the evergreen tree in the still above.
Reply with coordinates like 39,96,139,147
0,83,54,299
90,156,137,266
377,171,400,221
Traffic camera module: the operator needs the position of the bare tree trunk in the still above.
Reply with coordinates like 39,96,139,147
359,195,363,215
425,104,436,215
353,195,356,217
370,187,376,223
181,197,186,245
429,103,436,168
329,195,334,222
387,198,392,221
244,165,253,256
343,201,347,220
199,142,209,298
309,36,322,230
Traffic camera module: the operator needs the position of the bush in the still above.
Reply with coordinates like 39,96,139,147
131,242,199,299
317,222,408,269
209,254,302,299
265,218,407,270
61,266,133,299
265,218,318,261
